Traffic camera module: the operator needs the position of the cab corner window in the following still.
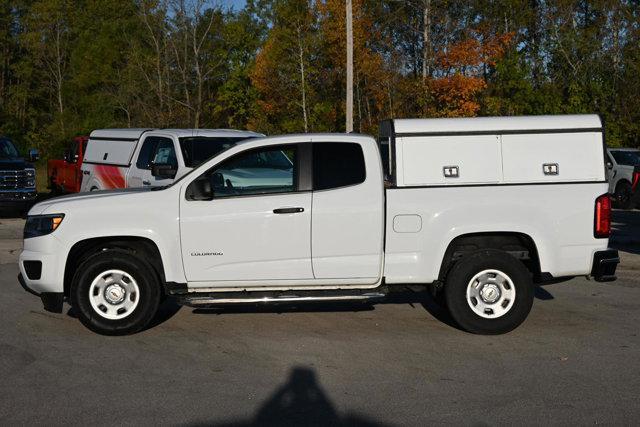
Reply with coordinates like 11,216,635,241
313,142,365,191
186,145,297,201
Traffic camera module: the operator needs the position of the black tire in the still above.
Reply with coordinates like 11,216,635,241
614,181,633,210
70,249,161,335
444,249,534,335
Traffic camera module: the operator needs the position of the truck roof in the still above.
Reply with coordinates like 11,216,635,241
89,128,263,140
90,129,154,140
390,114,602,135
156,129,264,139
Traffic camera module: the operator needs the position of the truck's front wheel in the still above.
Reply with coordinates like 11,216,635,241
71,250,161,335
444,250,534,335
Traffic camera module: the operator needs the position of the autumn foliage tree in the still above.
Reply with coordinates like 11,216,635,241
427,33,513,117
1,0,639,156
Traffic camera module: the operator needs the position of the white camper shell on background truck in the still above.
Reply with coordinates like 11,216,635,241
19,115,618,335
80,128,263,191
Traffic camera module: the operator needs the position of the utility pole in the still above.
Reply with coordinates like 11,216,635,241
422,0,431,80
346,0,353,132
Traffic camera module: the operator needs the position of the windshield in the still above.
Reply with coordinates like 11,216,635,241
611,150,640,166
0,138,19,159
179,136,256,168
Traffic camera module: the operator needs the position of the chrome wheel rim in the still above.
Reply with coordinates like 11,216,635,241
466,269,516,319
89,269,140,320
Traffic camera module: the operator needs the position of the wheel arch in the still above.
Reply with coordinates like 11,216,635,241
615,178,632,190
437,232,541,282
63,236,166,297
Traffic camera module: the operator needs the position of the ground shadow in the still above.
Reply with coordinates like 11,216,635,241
190,284,557,333
66,297,182,329
534,286,554,300
191,288,465,332
189,367,390,427
145,298,183,330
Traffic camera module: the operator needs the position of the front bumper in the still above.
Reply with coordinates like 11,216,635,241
18,272,64,313
19,233,65,295
0,190,37,201
590,249,619,282
0,190,37,208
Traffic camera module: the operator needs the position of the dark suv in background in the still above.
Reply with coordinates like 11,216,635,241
0,136,39,214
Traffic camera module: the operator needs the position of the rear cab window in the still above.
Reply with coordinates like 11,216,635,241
313,142,366,190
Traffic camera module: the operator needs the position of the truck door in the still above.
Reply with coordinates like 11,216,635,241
64,139,80,192
128,136,177,188
310,141,384,281
179,143,314,283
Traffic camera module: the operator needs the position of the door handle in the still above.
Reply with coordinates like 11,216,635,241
273,207,304,214
142,180,151,186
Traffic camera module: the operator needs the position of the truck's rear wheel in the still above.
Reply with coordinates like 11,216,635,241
444,250,534,335
70,250,161,335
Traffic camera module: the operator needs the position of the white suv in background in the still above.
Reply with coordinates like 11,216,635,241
607,148,640,209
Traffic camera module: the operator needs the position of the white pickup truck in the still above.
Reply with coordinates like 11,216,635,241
19,115,619,335
80,128,263,191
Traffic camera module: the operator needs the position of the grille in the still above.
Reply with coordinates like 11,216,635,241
0,170,33,190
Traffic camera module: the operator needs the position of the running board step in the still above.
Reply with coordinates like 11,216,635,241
175,290,387,307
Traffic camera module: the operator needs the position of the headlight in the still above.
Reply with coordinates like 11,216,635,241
24,214,65,239
25,168,35,177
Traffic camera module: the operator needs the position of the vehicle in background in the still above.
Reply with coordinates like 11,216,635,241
79,129,263,192
20,115,618,336
0,136,39,214
47,136,89,194
632,165,640,208
607,148,640,209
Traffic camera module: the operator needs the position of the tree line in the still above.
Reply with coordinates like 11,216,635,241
1,0,639,158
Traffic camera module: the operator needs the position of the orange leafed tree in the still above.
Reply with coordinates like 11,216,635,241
427,32,514,117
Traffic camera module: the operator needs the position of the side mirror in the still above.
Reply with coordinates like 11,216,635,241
28,149,40,162
63,149,72,163
211,172,224,189
151,164,177,179
606,162,613,170
186,176,212,201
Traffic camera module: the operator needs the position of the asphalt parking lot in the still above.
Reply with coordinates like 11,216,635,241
1,211,639,425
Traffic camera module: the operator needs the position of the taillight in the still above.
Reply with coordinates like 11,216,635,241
632,170,640,192
594,193,611,238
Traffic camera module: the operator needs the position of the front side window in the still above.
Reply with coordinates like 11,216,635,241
153,139,177,167
136,137,176,169
186,145,297,200
0,138,19,159
313,142,365,190
136,137,160,169
610,150,640,166
179,137,256,168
